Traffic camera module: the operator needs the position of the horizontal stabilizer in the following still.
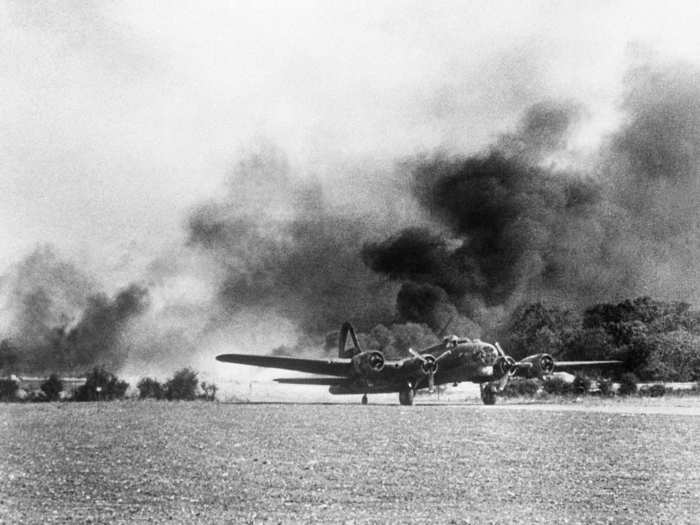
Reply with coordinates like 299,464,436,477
274,377,348,385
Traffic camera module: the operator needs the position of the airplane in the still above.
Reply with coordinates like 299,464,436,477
216,322,621,405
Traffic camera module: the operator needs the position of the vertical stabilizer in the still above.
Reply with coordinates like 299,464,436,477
338,322,363,358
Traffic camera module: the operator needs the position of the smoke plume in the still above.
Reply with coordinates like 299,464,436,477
6,59,700,377
0,247,149,374
362,62,700,331
178,60,700,358
186,144,399,335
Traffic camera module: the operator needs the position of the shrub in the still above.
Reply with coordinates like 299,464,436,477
572,375,592,395
74,367,129,401
165,368,198,400
40,374,64,401
502,378,540,397
597,377,614,396
199,381,218,401
542,376,573,395
618,372,639,396
24,390,46,402
0,377,19,401
137,377,165,399
641,384,666,397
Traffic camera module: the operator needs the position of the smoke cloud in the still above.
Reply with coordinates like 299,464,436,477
5,59,700,378
361,61,700,331
134,60,700,371
186,144,399,334
0,247,148,373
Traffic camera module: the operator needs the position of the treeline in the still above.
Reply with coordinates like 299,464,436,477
501,374,677,399
500,296,700,381
0,366,217,403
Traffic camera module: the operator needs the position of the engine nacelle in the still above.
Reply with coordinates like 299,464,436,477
420,354,438,375
352,351,385,376
493,356,516,378
399,354,439,376
518,353,555,378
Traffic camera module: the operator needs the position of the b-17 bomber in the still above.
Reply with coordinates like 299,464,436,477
217,322,621,405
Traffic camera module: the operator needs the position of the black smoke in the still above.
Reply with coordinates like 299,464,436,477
363,62,700,331
362,103,622,325
10,59,700,375
608,63,700,239
0,247,149,374
59,284,149,371
602,62,700,301
184,61,700,352
187,145,398,334
362,228,470,298
365,152,606,308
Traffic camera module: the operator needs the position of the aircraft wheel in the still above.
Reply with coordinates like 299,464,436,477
361,394,368,405
399,388,414,406
480,385,497,405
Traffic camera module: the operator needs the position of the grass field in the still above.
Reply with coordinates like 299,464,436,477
1,401,699,524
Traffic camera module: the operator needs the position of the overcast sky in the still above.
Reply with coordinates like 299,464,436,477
3,1,700,282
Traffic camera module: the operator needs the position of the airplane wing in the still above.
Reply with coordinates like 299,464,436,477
554,360,623,369
274,377,348,385
216,354,353,377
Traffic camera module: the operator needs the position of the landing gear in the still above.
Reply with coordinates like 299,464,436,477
399,387,415,406
361,394,368,405
480,383,497,405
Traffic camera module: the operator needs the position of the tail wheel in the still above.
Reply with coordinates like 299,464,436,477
480,384,497,405
399,388,415,406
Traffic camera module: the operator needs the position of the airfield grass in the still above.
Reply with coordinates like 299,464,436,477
1,401,699,524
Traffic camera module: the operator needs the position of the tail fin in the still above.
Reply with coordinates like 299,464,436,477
338,322,363,358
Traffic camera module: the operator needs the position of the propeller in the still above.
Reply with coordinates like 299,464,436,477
493,342,516,391
409,348,439,393
494,342,507,357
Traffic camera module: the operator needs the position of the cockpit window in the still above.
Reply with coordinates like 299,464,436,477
443,336,472,348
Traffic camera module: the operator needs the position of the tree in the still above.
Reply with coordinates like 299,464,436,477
0,339,19,373
137,377,164,399
502,378,540,397
543,376,573,395
502,303,579,359
0,377,19,401
584,297,691,330
74,367,129,401
41,374,64,401
618,373,638,396
572,375,592,395
199,381,218,401
629,331,700,381
560,327,618,362
597,377,614,396
165,368,198,400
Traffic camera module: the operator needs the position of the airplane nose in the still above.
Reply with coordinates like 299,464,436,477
480,344,498,366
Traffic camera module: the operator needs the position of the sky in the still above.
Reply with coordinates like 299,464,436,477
3,1,700,278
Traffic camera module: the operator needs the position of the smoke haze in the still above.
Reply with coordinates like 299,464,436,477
4,3,700,385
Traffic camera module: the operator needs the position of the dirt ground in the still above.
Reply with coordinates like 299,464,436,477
1,400,699,524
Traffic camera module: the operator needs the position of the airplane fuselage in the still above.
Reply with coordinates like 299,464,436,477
217,322,619,405
328,339,502,395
